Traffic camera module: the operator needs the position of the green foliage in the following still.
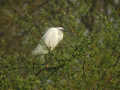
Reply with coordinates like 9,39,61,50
0,0,120,90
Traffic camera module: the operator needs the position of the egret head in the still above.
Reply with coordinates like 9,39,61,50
56,27,64,31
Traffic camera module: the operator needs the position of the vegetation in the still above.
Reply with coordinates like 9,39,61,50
0,0,120,89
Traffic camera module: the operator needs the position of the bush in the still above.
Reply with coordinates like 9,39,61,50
0,0,120,89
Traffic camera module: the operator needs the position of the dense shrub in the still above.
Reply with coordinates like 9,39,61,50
0,0,120,89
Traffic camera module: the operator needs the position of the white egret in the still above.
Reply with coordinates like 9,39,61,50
32,27,64,55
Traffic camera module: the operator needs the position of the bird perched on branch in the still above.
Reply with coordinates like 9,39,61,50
32,27,64,55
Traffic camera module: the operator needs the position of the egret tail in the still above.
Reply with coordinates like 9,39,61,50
32,40,49,55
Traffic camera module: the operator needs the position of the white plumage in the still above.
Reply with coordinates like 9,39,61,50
32,27,64,55
42,27,64,50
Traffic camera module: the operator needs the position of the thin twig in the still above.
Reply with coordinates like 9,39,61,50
35,63,65,76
